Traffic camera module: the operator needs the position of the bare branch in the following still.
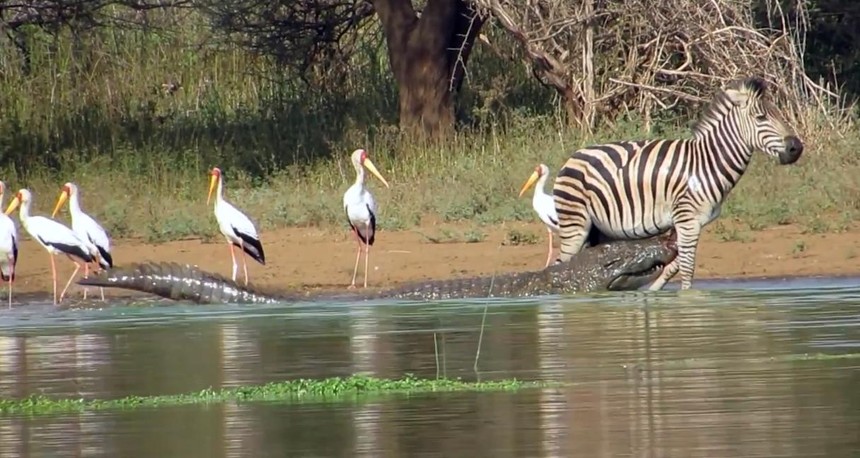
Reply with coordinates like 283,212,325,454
469,0,846,132
0,0,192,30
196,0,376,88
448,10,480,92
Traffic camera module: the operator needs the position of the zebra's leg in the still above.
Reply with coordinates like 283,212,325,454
648,258,679,291
674,220,703,290
553,212,592,265
648,221,701,290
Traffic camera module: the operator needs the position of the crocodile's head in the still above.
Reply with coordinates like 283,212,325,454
595,235,678,291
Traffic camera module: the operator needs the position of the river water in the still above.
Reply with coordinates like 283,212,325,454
0,276,858,457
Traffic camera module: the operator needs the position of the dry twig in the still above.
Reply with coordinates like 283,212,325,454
469,0,848,134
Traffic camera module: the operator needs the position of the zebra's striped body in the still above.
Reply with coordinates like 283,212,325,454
552,77,804,290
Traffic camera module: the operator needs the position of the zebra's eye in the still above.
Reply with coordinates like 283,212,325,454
755,113,768,121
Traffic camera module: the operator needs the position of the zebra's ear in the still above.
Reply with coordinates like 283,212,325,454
723,87,751,108
724,77,766,108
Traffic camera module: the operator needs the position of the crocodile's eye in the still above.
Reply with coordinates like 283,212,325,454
603,259,620,269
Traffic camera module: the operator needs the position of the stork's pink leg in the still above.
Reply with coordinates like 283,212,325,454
82,264,89,300
240,246,250,286
544,229,554,268
59,258,83,303
228,242,238,282
6,254,13,309
50,255,58,305
363,223,371,288
349,228,363,289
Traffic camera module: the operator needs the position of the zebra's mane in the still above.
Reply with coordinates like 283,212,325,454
690,77,767,137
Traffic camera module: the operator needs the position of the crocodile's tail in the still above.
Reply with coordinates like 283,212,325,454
77,262,280,304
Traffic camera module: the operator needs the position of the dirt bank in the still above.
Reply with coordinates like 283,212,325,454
6,221,860,299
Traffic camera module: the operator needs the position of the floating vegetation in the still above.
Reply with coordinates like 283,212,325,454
0,374,555,417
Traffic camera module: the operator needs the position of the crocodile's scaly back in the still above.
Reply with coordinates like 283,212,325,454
375,269,564,300
86,262,286,304
348,235,677,300
78,237,677,304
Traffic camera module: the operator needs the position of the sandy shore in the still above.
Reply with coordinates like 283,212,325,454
4,220,858,301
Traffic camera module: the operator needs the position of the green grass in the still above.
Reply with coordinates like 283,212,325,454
0,374,554,417
10,117,858,244
0,13,858,243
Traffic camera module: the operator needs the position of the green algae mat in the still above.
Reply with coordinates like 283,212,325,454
0,374,555,416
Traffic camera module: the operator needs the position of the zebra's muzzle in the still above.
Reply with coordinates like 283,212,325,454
779,135,804,165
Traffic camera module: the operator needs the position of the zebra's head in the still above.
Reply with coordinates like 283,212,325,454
722,77,804,165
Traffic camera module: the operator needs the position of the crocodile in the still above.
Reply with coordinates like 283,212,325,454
76,235,677,305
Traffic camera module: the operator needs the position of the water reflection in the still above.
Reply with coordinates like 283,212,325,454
349,307,384,458
0,333,113,399
220,322,257,457
0,283,856,456
538,302,566,458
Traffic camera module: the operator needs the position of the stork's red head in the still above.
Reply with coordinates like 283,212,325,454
4,189,30,216
51,182,78,218
519,163,549,198
207,167,223,205
350,149,390,188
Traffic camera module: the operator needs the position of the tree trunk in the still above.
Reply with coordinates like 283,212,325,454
372,0,484,140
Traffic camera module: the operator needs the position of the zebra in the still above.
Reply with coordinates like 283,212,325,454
551,76,804,290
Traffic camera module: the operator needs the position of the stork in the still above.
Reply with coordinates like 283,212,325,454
0,181,18,308
207,167,265,286
52,182,114,301
518,163,560,268
343,148,390,288
5,189,96,305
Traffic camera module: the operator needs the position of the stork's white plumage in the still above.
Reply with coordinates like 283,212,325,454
518,163,560,268
0,181,19,308
5,189,96,305
52,182,113,301
207,167,265,286
343,148,390,288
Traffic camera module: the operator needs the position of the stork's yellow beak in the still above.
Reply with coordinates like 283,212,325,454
207,173,218,206
51,189,69,218
4,196,20,216
363,159,390,188
518,170,541,198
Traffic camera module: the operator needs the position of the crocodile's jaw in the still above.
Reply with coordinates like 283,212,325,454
606,260,666,290
605,239,678,290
